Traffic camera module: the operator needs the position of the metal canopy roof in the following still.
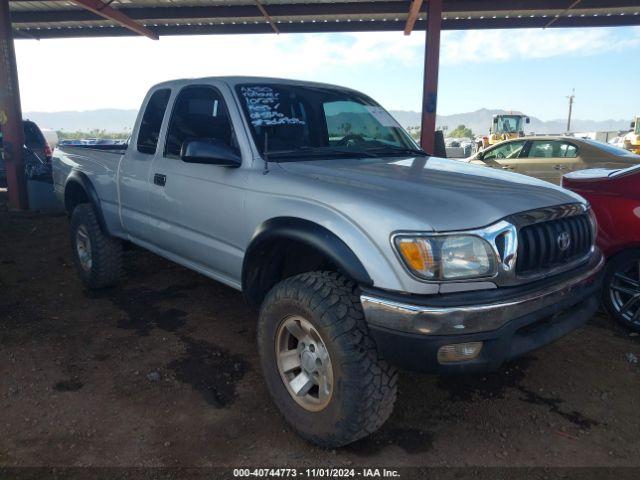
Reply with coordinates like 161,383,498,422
9,0,640,39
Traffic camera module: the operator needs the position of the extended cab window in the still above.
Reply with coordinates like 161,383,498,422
483,140,525,161
165,86,237,157
137,89,170,155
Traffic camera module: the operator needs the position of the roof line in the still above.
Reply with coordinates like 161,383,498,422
13,13,640,40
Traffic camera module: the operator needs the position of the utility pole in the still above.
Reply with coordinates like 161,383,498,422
566,89,575,133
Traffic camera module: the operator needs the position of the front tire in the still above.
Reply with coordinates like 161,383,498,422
70,203,122,289
258,271,397,447
602,249,640,332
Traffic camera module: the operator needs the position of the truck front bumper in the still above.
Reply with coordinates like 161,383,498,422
360,253,604,374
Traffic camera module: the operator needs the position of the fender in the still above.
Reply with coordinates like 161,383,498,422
242,217,373,304
64,170,109,234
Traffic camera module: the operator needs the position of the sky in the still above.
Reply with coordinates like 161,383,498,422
14,25,640,121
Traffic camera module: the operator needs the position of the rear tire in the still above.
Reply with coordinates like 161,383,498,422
70,203,122,289
258,271,397,448
602,249,640,333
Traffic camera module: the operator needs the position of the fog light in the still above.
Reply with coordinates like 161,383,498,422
437,342,483,364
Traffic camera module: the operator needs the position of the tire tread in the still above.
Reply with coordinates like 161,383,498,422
70,203,122,289
259,271,397,447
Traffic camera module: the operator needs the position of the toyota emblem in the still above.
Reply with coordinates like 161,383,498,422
557,231,571,251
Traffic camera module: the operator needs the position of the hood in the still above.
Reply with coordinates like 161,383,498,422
277,156,585,232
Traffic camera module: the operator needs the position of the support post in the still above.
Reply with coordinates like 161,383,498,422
0,0,28,210
419,0,442,155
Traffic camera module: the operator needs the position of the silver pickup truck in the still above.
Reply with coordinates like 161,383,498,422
53,77,604,447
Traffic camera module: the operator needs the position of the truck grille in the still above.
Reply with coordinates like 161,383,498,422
516,214,593,276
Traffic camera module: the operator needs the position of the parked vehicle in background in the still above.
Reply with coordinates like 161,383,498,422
445,137,473,158
53,76,603,447
608,135,627,149
477,113,530,151
563,166,640,332
623,116,640,154
41,128,59,150
464,136,640,185
0,119,53,181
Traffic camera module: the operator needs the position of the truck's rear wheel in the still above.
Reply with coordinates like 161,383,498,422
70,203,122,289
258,271,397,447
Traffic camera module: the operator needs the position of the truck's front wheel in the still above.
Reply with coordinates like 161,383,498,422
258,271,397,447
70,203,122,289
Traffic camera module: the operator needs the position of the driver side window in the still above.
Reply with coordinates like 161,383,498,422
165,85,238,158
483,140,525,161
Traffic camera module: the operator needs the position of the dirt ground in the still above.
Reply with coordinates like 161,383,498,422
0,188,639,473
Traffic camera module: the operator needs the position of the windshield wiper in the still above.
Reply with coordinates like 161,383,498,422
268,147,377,159
364,146,428,157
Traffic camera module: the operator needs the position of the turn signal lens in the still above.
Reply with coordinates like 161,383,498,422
437,342,483,364
396,238,436,279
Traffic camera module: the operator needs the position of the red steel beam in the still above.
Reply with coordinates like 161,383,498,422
70,0,159,40
544,0,583,28
420,0,442,154
404,0,424,35
254,0,280,34
0,0,28,210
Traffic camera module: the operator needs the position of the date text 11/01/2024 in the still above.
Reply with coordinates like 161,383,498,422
233,468,401,478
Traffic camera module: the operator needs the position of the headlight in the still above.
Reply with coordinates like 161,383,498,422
394,235,497,281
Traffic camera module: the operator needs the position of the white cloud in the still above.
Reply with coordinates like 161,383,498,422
441,27,640,65
14,27,639,112
15,32,426,111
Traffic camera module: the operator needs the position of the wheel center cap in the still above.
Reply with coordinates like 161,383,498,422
301,350,316,372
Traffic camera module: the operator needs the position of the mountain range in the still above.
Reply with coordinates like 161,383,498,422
23,107,630,136
390,108,630,136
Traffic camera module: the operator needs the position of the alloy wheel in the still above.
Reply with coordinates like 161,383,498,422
275,315,334,412
609,261,640,327
75,225,93,272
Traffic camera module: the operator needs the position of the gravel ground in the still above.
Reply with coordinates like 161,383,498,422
0,189,639,474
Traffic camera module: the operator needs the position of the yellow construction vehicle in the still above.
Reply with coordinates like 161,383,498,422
478,113,530,151
623,116,640,155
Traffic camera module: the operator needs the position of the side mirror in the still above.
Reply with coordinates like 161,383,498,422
476,151,484,160
180,138,241,167
526,117,531,124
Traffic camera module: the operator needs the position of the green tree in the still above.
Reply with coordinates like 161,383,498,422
57,129,130,140
448,124,474,138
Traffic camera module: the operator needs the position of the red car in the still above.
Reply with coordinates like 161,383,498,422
563,165,640,332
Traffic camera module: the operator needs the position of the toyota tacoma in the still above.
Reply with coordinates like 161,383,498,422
53,77,603,447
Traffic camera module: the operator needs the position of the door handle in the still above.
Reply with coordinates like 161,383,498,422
501,165,514,170
154,173,166,186
553,165,566,170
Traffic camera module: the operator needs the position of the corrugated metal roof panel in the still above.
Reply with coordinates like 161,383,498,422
9,0,640,38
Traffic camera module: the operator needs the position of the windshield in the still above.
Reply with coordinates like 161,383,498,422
0,121,46,150
494,116,524,134
236,84,423,160
635,119,640,135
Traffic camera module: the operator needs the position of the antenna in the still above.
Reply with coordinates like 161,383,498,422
566,89,575,133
